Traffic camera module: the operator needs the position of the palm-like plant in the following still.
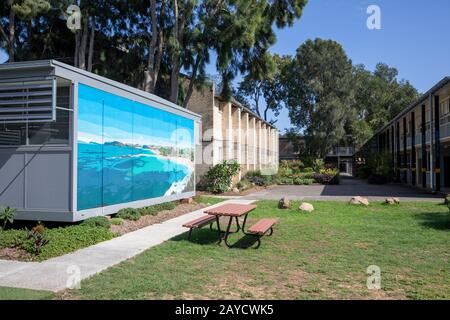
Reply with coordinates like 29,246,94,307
0,206,16,230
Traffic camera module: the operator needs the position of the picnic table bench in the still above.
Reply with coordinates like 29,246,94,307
183,203,279,249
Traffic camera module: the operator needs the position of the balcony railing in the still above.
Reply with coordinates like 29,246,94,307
327,147,355,156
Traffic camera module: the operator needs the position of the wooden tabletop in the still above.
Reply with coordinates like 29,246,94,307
204,203,257,217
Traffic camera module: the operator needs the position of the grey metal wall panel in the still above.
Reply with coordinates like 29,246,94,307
0,151,25,208
25,151,71,211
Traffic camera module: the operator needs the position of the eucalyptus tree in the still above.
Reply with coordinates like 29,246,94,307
0,0,51,62
284,38,355,158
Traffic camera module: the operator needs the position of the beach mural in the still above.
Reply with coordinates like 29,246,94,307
77,84,195,211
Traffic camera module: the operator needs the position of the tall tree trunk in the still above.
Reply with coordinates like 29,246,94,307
78,14,89,70
169,0,180,104
182,55,201,108
144,0,158,92
7,1,15,62
87,16,95,72
153,0,166,89
74,31,80,67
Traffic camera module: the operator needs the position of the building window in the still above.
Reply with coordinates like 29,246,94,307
0,109,70,146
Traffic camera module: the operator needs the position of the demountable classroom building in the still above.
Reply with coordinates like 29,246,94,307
0,60,201,222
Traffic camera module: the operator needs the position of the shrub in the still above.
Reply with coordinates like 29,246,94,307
116,208,141,221
204,161,241,194
0,229,26,249
245,171,275,187
293,178,314,185
155,202,177,211
356,165,372,179
30,225,114,261
277,177,294,185
236,179,252,191
32,222,46,234
23,228,49,255
110,218,124,226
303,167,314,173
81,216,111,229
314,168,340,185
0,206,16,230
312,159,325,172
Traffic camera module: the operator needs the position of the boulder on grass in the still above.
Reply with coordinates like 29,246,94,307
278,197,291,209
349,196,369,206
180,198,193,204
385,197,400,205
299,202,314,213
232,187,240,194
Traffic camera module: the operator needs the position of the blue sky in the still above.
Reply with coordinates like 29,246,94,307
2,0,449,133
208,0,450,132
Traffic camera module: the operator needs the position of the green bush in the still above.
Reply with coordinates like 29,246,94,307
204,161,241,193
29,225,114,261
236,179,252,191
116,208,141,221
0,229,26,248
303,167,314,173
245,171,275,187
293,178,314,185
312,159,325,172
139,202,177,216
277,177,294,185
155,202,177,211
80,216,111,229
110,218,124,226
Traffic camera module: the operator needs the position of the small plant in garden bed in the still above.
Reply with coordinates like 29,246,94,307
138,202,178,216
110,218,124,226
245,170,275,187
116,208,141,221
24,228,49,255
314,168,340,185
81,216,111,229
0,206,16,230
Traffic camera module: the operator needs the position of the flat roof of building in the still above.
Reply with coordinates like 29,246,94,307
0,59,201,120
373,76,450,136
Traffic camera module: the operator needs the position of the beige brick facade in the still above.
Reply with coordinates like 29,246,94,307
186,83,279,183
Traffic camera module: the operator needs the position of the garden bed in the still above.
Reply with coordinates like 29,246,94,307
0,196,224,262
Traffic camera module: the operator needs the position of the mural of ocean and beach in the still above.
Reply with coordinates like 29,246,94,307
77,84,195,211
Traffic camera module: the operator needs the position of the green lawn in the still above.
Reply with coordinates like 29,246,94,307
64,200,449,300
0,287,54,300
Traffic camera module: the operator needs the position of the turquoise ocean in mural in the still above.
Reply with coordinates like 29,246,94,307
77,84,195,211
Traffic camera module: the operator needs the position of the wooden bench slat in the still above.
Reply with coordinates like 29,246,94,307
247,218,278,235
183,215,216,229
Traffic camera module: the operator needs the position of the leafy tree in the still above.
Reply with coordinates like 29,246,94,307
0,0,51,62
237,54,292,123
284,38,354,158
348,63,419,146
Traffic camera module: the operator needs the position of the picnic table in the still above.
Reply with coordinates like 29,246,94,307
204,203,257,248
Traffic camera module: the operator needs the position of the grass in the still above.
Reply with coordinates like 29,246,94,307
0,287,54,300
65,200,450,300
193,195,226,206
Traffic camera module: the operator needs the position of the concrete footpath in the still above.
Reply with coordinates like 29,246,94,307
0,199,254,292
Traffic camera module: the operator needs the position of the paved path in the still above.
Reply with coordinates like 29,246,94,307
0,199,254,292
246,177,443,202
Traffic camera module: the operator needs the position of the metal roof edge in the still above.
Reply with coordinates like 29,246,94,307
373,76,450,137
0,59,201,120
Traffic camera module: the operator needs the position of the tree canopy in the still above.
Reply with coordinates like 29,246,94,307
0,0,308,108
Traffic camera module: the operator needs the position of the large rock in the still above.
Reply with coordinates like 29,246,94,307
349,196,370,206
232,187,240,194
385,197,400,205
278,197,291,209
299,202,314,213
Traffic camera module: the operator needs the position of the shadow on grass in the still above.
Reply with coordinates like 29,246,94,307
172,228,260,249
415,212,450,230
